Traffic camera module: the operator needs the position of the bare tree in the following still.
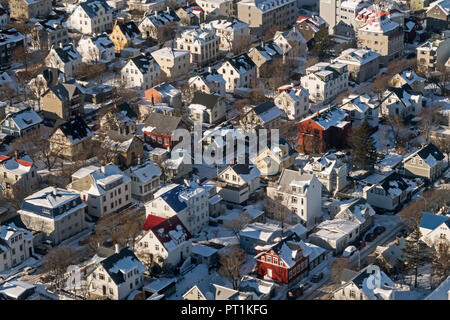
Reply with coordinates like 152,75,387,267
218,245,246,290
228,212,252,241
432,135,450,166
265,194,291,234
41,246,80,292
419,105,444,143
430,239,450,286
330,257,350,288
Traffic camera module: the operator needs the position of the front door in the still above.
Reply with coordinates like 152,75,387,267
267,269,272,278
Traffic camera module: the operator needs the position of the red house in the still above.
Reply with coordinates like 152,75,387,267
255,234,309,284
143,112,184,149
297,106,351,154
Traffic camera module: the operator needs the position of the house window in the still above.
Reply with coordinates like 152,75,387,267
350,290,355,298
273,257,278,265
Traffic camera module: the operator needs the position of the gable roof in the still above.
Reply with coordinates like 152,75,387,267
116,21,141,40
79,0,112,18
52,44,81,63
130,53,158,74
420,212,450,231
48,82,82,101
57,117,92,144
143,113,182,135
2,107,43,130
191,92,220,109
413,143,444,165
144,214,192,251
378,172,410,196
252,100,283,123
99,248,145,285
225,53,256,73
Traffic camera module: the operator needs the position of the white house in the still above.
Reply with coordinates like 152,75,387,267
302,153,348,194
67,0,114,35
309,218,360,253
77,33,115,64
145,182,209,235
0,108,43,138
121,53,161,90
188,70,226,97
363,172,414,212
341,94,379,127
266,169,322,229
329,197,376,235
215,164,261,204
0,221,34,273
125,160,161,202
273,27,308,63
68,164,132,218
402,143,445,181
380,85,424,118
217,53,257,93
88,247,146,300
18,187,87,245
274,84,310,121
138,8,180,39
136,214,192,267
176,28,220,67
196,0,233,18
44,44,82,80
201,18,250,52
419,212,450,247
300,62,349,103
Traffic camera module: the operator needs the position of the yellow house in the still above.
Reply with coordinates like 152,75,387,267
255,139,295,176
109,20,142,53
410,0,429,11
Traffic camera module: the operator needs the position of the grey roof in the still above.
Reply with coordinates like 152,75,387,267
117,21,141,39
130,53,158,74
191,92,220,109
253,100,276,115
340,269,360,283
144,113,182,135
276,169,314,190
80,0,112,18
227,53,256,73
48,82,82,101
58,117,91,142
416,143,444,162
53,44,81,63
379,172,409,193
99,248,142,285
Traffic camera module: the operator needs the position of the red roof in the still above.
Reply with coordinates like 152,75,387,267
17,159,33,167
0,155,11,162
145,214,192,250
143,214,168,231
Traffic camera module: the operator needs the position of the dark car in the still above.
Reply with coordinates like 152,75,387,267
365,233,376,242
374,226,386,236
286,285,304,299
311,272,324,283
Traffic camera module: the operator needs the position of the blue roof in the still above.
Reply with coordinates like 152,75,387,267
160,185,187,213
420,212,449,231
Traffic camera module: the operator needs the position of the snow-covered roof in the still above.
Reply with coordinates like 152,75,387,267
2,107,43,130
0,280,35,299
357,9,401,34
0,155,34,176
425,276,450,300
202,18,249,32
23,187,80,209
426,0,450,15
127,160,161,183
144,214,192,251
302,106,348,130
334,48,380,66
192,244,218,257
239,222,282,242
252,101,283,124
151,47,189,60
100,248,145,285
238,0,296,13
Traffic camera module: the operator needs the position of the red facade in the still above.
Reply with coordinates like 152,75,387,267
297,118,351,154
143,131,173,149
255,249,309,284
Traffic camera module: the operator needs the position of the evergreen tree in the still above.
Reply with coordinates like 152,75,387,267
402,227,431,288
350,120,377,170
430,239,450,286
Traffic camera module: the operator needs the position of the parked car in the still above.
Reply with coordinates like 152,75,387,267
311,272,324,283
23,266,36,275
365,233,377,242
355,240,366,250
374,226,386,236
286,285,304,299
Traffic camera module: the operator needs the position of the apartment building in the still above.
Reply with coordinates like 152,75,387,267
201,18,250,52
145,182,209,235
356,9,404,65
340,94,379,127
121,53,161,90
18,187,86,245
67,0,114,35
416,36,450,73
41,82,85,121
332,48,381,83
176,28,220,67
300,62,349,103
31,18,70,51
266,169,322,229
196,0,234,18
68,164,132,218
151,47,191,80
0,29,25,70
9,0,51,20
302,154,348,193
319,0,369,36
125,160,162,202
236,0,297,36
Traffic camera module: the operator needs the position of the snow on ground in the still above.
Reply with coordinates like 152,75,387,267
193,225,239,247
240,254,257,276
0,256,41,279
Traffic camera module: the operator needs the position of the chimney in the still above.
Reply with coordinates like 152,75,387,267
154,11,158,17
137,156,141,165
51,187,58,196
298,167,302,176
167,6,170,14
115,243,120,254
